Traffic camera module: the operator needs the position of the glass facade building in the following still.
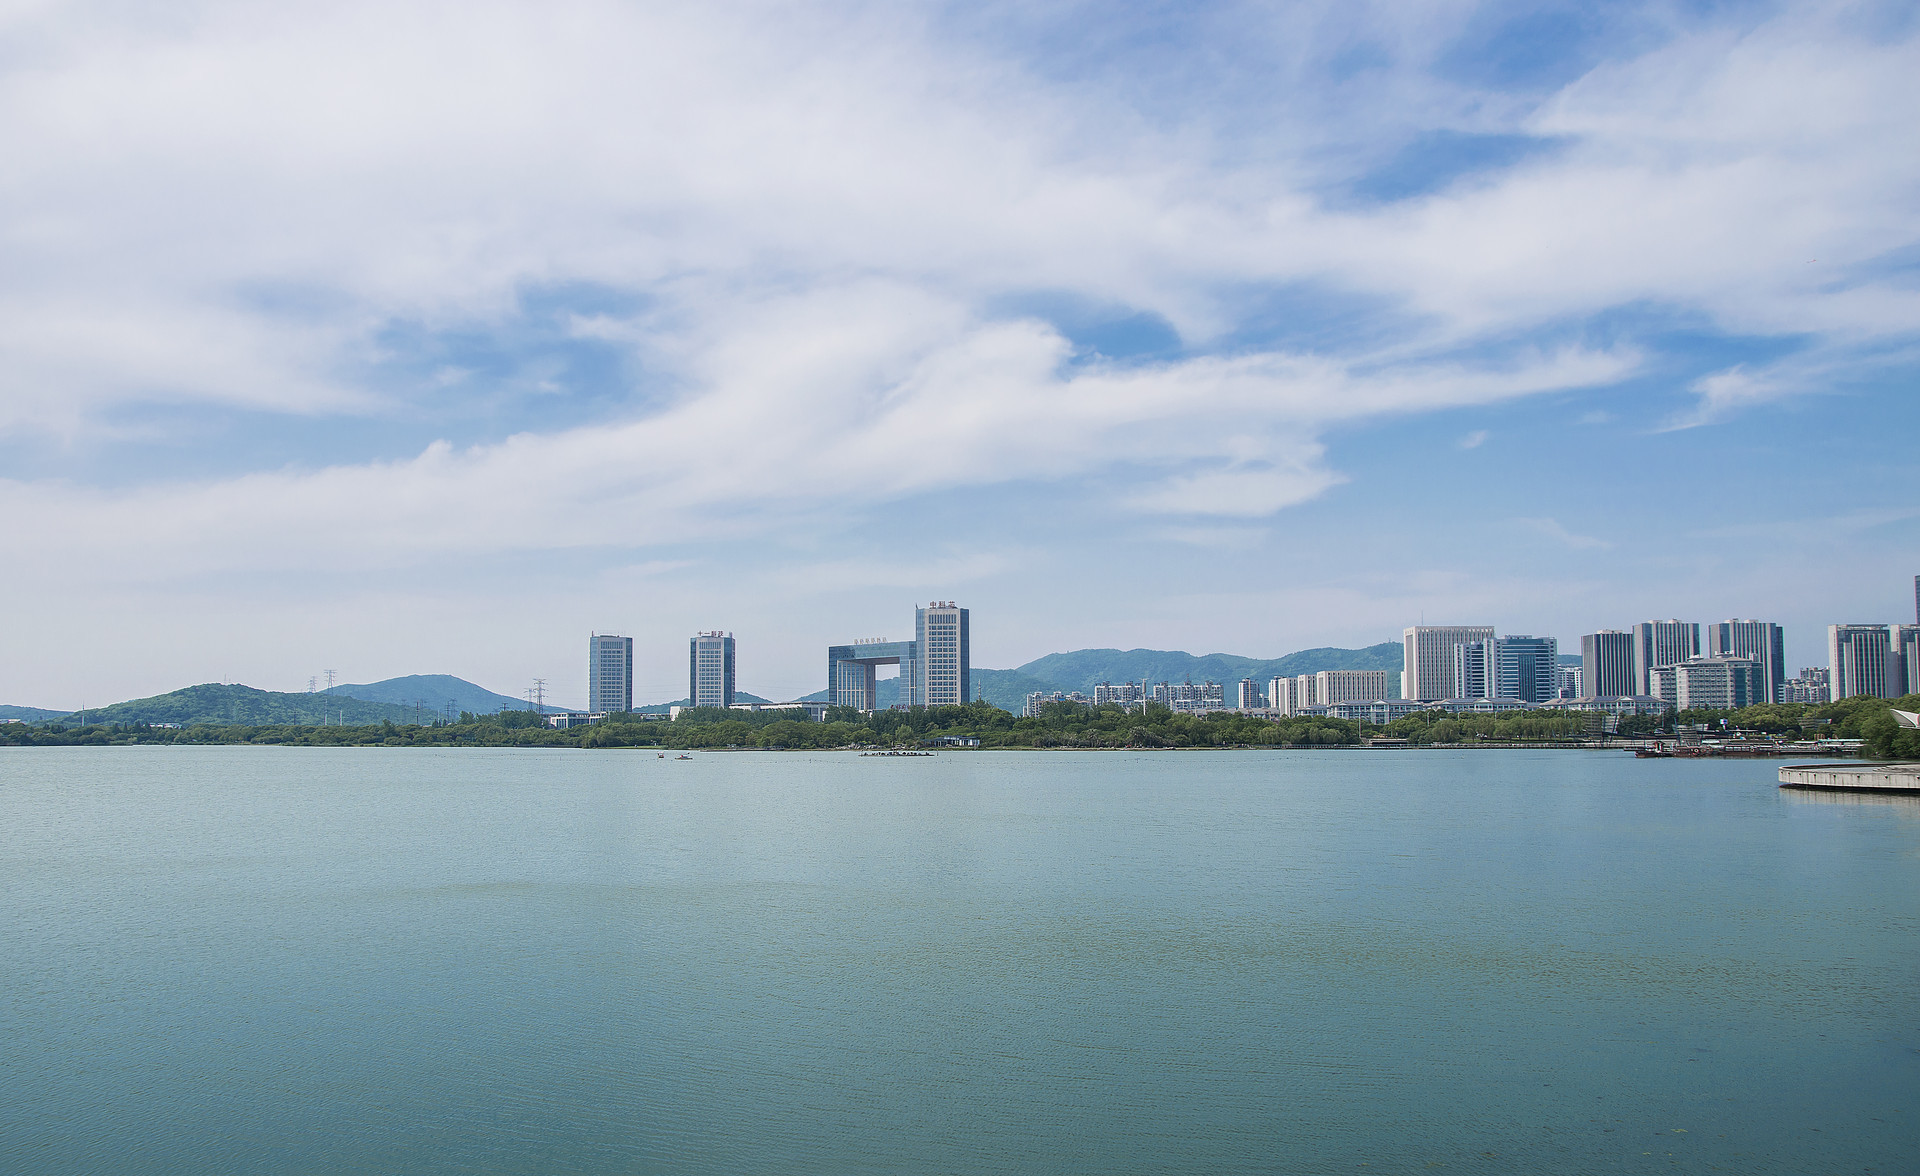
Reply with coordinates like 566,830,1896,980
826,640,917,711
1495,635,1559,704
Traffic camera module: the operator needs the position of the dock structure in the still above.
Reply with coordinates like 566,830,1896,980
1779,763,1920,794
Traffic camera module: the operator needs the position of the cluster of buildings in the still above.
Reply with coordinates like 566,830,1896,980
827,602,971,710
1027,575,1920,727
1024,680,1232,717
557,602,973,727
558,576,1920,728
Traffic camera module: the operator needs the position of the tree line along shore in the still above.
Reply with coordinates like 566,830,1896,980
5,694,1917,758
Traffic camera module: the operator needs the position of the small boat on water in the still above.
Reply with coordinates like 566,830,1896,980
675,753,693,760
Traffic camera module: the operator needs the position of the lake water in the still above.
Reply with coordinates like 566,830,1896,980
2,747,1916,1174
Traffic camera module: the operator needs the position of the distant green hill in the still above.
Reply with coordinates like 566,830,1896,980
1011,643,1404,698
334,674,545,715
1,704,70,721
635,693,774,714
69,683,419,727
794,644,1405,711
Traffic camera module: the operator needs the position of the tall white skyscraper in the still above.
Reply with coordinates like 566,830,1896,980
1828,624,1893,700
913,602,970,707
588,632,633,714
1632,620,1700,697
1403,626,1495,701
688,632,736,708
1707,620,1786,703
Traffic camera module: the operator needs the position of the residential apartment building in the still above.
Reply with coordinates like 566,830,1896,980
1093,681,1146,709
1024,691,1091,717
1651,656,1764,711
1151,681,1227,714
1632,620,1700,697
1555,665,1581,699
1316,669,1388,705
1829,624,1894,700
1706,620,1786,704
587,632,633,714
1268,676,1298,714
1580,630,1636,699
688,632,736,709
1781,667,1831,704
913,602,970,707
1236,679,1266,710
1403,626,1495,701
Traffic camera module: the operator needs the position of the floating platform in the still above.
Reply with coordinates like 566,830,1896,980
1779,763,1920,794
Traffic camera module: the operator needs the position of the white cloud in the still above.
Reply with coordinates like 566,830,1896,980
1,1,1916,704
1665,365,1779,429
1458,429,1489,449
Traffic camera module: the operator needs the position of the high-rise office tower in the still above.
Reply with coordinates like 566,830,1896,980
1632,620,1700,696
1893,624,1920,698
912,602,970,707
1581,630,1636,698
1707,620,1786,704
1495,635,1559,704
1403,626,1495,701
588,632,633,714
1828,624,1893,700
689,632,736,709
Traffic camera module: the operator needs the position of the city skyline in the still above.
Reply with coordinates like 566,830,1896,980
2,2,1917,710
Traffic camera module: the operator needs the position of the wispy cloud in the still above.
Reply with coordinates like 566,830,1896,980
1514,517,1612,550
1458,429,1489,449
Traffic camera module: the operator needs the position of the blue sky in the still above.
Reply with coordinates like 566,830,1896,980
2,0,1917,709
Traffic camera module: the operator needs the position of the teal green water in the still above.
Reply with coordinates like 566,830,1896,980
1,747,1915,1174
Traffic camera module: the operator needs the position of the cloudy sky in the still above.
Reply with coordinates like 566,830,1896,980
3,0,1917,709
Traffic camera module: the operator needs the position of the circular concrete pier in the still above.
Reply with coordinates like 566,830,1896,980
1779,762,1920,793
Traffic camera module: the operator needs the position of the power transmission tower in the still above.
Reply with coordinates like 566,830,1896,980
532,678,547,713
323,670,336,726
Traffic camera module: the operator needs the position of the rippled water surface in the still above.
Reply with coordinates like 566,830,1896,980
2,747,1916,1174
